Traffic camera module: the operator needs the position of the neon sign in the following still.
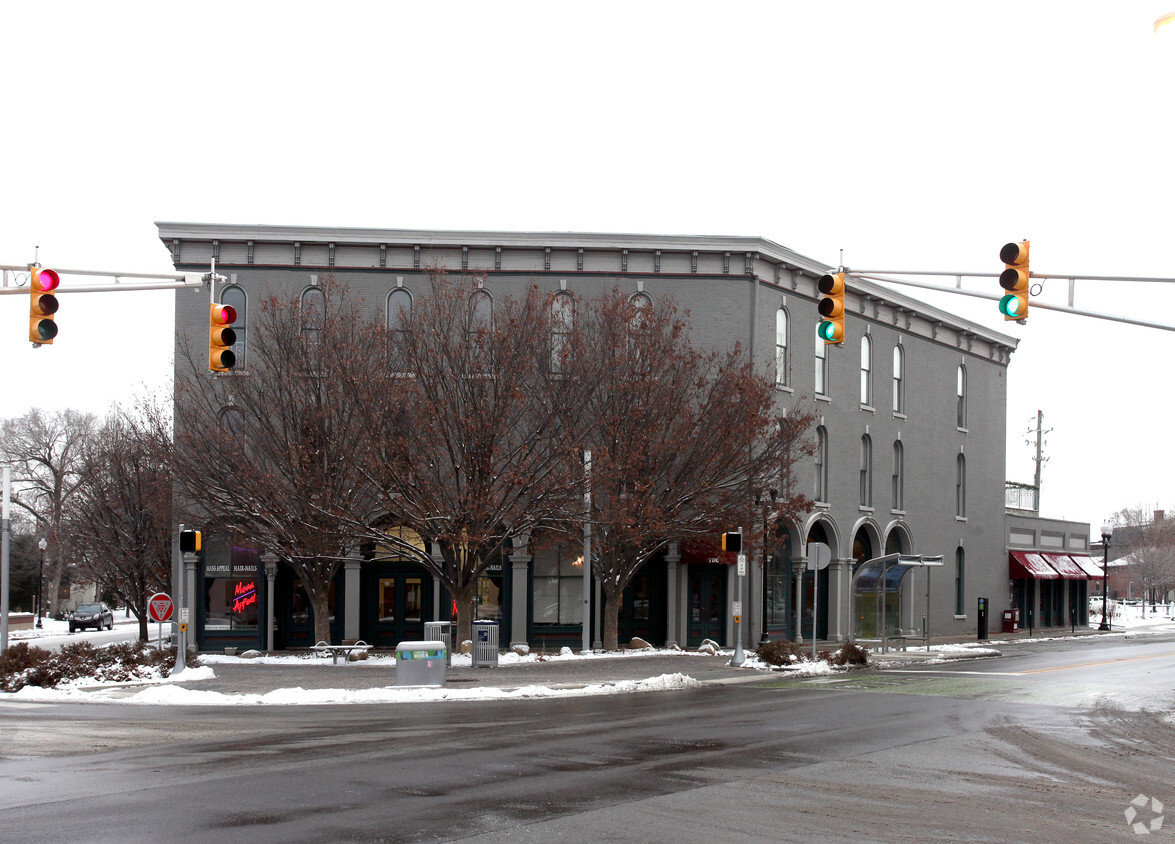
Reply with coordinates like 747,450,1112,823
231,580,258,614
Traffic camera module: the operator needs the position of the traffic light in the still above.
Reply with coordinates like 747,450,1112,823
28,266,60,345
721,532,742,553
209,303,237,371
998,240,1030,321
817,272,846,344
179,529,202,553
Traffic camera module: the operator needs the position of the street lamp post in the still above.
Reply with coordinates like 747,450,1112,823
36,537,47,629
757,488,777,645
1098,524,1112,632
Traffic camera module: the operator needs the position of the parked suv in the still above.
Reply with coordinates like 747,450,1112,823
68,602,114,632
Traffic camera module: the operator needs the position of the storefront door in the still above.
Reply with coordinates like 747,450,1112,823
686,565,728,646
617,557,667,646
362,565,431,647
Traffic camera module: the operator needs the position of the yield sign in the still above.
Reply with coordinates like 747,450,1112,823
147,592,174,623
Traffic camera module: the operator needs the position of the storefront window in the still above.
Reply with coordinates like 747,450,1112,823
291,577,336,626
532,541,583,625
476,565,503,622
203,536,260,631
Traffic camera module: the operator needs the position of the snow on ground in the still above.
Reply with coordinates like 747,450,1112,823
9,671,702,706
6,605,1173,707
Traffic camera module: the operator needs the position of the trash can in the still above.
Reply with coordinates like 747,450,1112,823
395,640,448,687
471,620,499,668
1002,608,1020,633
424,621,453,666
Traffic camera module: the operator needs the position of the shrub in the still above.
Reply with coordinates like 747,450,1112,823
819,642,869,667
0,641,202,693
756,640,807,666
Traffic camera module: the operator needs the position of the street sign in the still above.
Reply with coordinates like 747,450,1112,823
147,592,174,623
733,600,742,616
737,554,746,576
179,607,190,623
807,542,832,571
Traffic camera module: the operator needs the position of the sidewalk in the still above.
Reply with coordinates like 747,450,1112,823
170,631,1033,698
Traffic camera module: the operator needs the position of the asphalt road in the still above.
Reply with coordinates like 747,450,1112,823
1,632,1172,843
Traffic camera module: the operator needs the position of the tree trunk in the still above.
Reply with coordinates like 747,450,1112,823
452,581,475,646
601,584,621,651
310,587,332,644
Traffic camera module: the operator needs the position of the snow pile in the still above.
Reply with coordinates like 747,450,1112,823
9,671,701,706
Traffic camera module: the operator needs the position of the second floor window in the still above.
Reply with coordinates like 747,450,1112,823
859,434,872,507
551,293,574,373
957,365,967,429
892,440,904,511
301,286,325,346
860,335,873,406
815,327,828,396
775,308,789,387
892,344,904,413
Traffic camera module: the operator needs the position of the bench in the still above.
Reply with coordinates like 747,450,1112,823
313,640,372,664
857,629,925,653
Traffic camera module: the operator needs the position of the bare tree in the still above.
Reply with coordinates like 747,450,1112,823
1111,506,1175,609
0,409,96,615
350,270,583,643
561,290,816,650
171,280,383,644
67,407,173,640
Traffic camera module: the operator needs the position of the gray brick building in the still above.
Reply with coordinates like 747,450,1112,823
159,222,1026,652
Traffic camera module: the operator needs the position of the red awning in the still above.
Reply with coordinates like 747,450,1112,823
1009,550,1060,579
1068,554,1105,578
679,538,738,566
1042,553,1087,579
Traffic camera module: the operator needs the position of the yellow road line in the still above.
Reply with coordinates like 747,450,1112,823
1017,651,1175,675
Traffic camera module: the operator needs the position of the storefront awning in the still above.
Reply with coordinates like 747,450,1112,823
1042,553,1087,579
1009,550,1060,579
1068,554,1105,578
679,538,738,566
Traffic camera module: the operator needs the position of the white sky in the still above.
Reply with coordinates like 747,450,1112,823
3,1,1174,537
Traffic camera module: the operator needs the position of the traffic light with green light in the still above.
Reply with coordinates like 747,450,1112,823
999,241,1030,321
818,272,846,344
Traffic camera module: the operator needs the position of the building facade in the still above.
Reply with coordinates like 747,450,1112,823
159,222,1023,652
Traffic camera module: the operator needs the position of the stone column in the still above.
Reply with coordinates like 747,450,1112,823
509,533,531,649
261,552,278,653
794,558,808,642
664,542,680,648
344,558,362,641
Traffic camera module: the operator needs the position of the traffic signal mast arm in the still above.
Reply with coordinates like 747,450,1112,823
1,264,204,294
844,268,1175,333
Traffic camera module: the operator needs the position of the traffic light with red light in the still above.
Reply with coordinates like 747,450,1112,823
999,241,1030,321
817,272,846,344
209,303,237,372
28,266,60,345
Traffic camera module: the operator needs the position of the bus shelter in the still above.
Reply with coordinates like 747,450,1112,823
850,553,944,653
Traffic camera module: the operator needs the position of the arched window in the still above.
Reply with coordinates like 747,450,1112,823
468,289,493,373
892,440,904,511
301,286,325,346
814,426,828,503
859,434,873,507
892,344,904,414
551,292,574,374
956,365,967,429
860,334,873,406
775,307,789,387
218,405,245,436
955,547,966,616
815,326,828,396
956,453,967,517
387,288,412,332
221,285,247,367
